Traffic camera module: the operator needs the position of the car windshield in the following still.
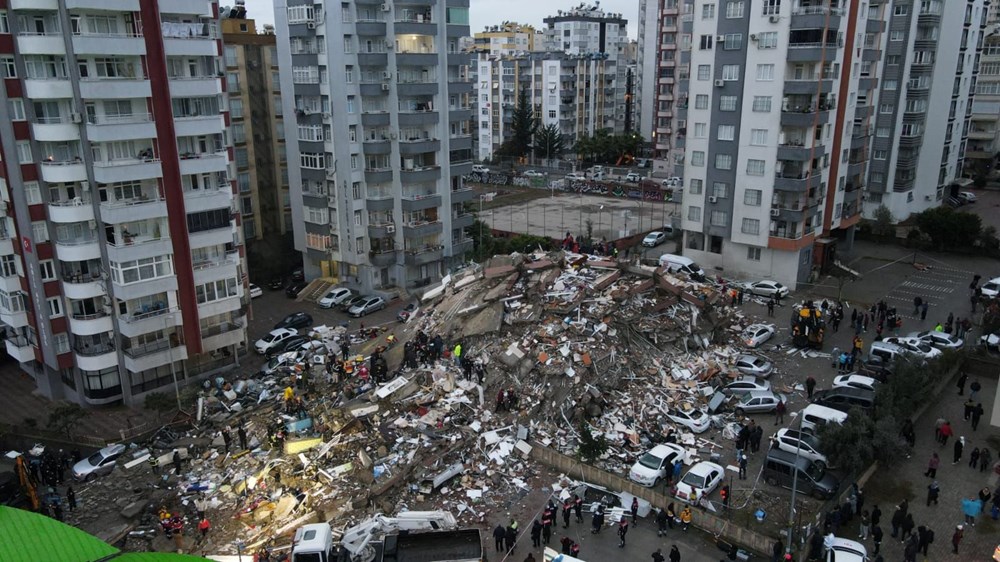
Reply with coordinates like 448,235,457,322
739,394,757,405
774,282,784,288
264,333,278,342
638,453,664,470
86,452,103,465
806,461,826,480
681,472,705,488
688,261,701,271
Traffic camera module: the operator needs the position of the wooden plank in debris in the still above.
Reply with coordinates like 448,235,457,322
629,278,655,295
592,270,622,291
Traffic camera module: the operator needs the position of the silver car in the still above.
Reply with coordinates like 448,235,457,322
349,296,386,317
734,390,787,415
722,375,772,396
734,354,773,378
71,443,126,481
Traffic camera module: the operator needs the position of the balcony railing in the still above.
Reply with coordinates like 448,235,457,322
201,321,243,338
122,338,177,358
71,311,109,321
50,196,92,207
192,251,239,271
74,342,115,357
101,192,163,209
56,236,99,246
87,112,154,125
791,6,845,16
121,304,174,323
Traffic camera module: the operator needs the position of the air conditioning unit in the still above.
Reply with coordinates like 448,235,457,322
382,83,390,91
716,35,725,42
381,3,391,12
322,113,332,121
750,34,758,42
386,224,395,233
381,71,392,80
385,40,394,49
709,196,718,203
80,181,90,191
770,208,780,217
769,15,780,23
306,22,316,29
70,112,82,124
714,79,725,87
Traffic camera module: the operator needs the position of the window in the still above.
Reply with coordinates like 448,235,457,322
229,98,243,118
717,125,735,141
235,147,248,168
694,94,709,109
712,182,728,198
287,5,315,24
758,32,778,49
746,159,766,176
879,103,894,113
53,332,69,355
756,64,774,81
305,206,328,224
890,30,904,41
701,4,716,18
300,152,326,169
744,189,762,206
224,45,237,67
871,172,884,183
715,154,733,170
31,221,48,243
697,65,711,80
747,247,762,261
752,96,772,112
0,11,8,34
688,206,702,222
883,80,897,91
0,56,14,78
874,149,887,160
762,0,781,15
693,123,707,138
691,151,705,166
24,182,41,205
750,129,768,145
7,98,24,121
720,96,738,111
699,35,714,49
876,127,890,137
893,5,908,15
726,1,745,18
690,179,703,194
741,218,760,235
186,209,231,233
39,260,55,281
16,141,32,164
886,55,900,65
710,211,729,226
0,255,15,277
195,277,239,304
724,34,743,50
47,297,63,318
722,65,740,81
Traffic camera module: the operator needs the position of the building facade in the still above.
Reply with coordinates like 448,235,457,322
275,0,475,292
472,22,540,56
637,0,683,173
678,0,867,288
966,2,1000,179
221,11,291,248
0,0,246,406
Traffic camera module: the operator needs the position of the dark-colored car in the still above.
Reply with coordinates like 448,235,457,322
268,278,285,290
267,335,309,357
285,281,308,299
274,312,313,331
338,295,367,312
811,387,876,413
291,267,305,282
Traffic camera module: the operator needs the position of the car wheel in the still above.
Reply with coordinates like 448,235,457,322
84,473,92,482
813,460,827,472
653,477,661,488
765,475,778,486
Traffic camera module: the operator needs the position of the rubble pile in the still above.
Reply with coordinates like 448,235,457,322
64,250,788,556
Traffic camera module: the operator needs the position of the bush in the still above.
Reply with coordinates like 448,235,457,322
913,207,982,251
46,404,87,438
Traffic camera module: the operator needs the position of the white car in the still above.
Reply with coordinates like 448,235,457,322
673,461,725,504
958,191,978,203
661,177,681,188
666,406,712,433
832,374,878,392
471,164,490,174
907,330,964,350
823,537,868,562
255,328,298,355
318,287,353,309
883,336,943,359
249,284,263,299
625,172,642,182
772,428,829,467
981,277,1000,298
742,324,776,348
746,280,789,298
565,172,586,181
642,231,668,247
629,443,687,487
722,375,772,397
72,444,126,481
734,354,773,378
523,170,545,177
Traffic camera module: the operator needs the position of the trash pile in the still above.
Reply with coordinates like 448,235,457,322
63,250,798,556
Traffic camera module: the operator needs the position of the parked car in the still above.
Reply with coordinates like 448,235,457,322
745,280,789,298
734,390,787,415
472,164,490,174
642,231,668,247
722,375,772,397
285,281,308,299
523,170,545,177
742,324,776,348
290,268,304,282
267,335,310,358
349,296,386,317
771,428,829,468
734,354,773,378
565,172,586,181
981,277,1000,299
248,284,263,299
267,278,284,290
673,461,725,503
261,351,300,376
625,172,642,182
823,537,868,562
763,448,840,500
72,444,126,481
666,406,712,433
397,303,418,322
275,312,313,331
907,330,964,350
958,191,978,203
661,177,681,188
628,443,687,487
255,328,298,355
338,295,367,312
883,336,943,360
811,387,876,413
832,374,878,392
318,287,353,309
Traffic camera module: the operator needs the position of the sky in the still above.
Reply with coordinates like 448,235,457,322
241,0,641,40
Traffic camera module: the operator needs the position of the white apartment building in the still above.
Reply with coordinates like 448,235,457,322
637,0,683,173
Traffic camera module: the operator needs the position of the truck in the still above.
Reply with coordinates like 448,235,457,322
291,511,483,562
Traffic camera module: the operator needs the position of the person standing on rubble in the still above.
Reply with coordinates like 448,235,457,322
775,400,786,425
453,342,462,366
198,516,210,539
530,519,542,547
172,450,182,474
562,500,572,528
617,517,629,548
238,426,248,451
751,424,763,454
195,493,208,519
149,453,159,475
574,494,584,523
222,426,232,453
493,523,506,552
66,487,76,512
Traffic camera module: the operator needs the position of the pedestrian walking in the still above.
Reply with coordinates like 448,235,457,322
617,518,629,548
238,425,248,451
871,524,883,555
767,298,775,317
774,400,786,425
656,507,668,536
198,517,210,539
172,450,182,474
964,397,976,421
890,505,903,538
680,506,692,531
980,448,992,472
669,545,681,562
573,494,583,523
927,480,940,506
530,520,541,548
806,376,816,399
957,372,968,395
66,487,76,512
493,524,505,552
924,452,939,477
900,513,914,541
505,522,517,554
562,501,572,528
970,447,981,468
972,403,984,431
961,497,982,527
859,509,870,540
590,506,602,535
913,296,922,315
979,486,993,512
651,548,665,562
630,497,639,526
951,525,963,554
970,379,982,401
938,420,953,445
738,454,748,480
953,436,965,464
920,301,928,320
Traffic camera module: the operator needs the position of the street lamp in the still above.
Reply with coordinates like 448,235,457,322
785,411,805,557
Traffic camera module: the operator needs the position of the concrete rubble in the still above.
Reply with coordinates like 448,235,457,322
65,250,799,556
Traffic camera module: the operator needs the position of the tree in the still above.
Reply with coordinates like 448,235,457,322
498,88,536,159
871,205,895,238
46,403,87,438
577,423,608,463
144,392,177,420
534,124,565,160
913,207,982,250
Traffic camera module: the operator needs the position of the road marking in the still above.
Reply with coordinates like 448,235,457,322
917,270,970,281
885,293,944,303
899,281,953,293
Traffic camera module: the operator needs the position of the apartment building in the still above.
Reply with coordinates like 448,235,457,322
221,8,291,250
966,2,1000,179
678,0,867,288
473,52,620,161
0,0,246,406
274,0,475,291
637,0,683,173
861,0,987,220
472,22,541,56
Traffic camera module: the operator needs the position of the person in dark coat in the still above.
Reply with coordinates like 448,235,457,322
617,518,629,548
631,497,639,526
890,505,903,538
530,520,542,547
771,539,784,562
900,513,915,541
954,436,965,464
560,536,573,554
927,480,940,506
573,494,584,523
66,487,76,512
656,507,668,536
493,524,505,552
172,450,182,474
669,545,681,562
562,500,572,528
504,523,517,554
238,425,248,451
871,524,883,555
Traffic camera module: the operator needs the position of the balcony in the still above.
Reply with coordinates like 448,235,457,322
968,128,996,140
789,5,844,29
86,113,156,142
74,343,118,372
0,306,28,329
93,158,163,184
175,114,225,138
399,138,441,154
168,76,222,98
163,28,218,58
776,142,822,161
197,293,243,319
401,193,442,212
402,220,443,238
61,273,105,300
201,321,245,352
366,195,395,212
106,235,172,263
183,185,232,211
370,249,399,267
68,311,114,336
179,152,228,175
112,275,178,302
24,78,74,99
189,223,236,249
158,0,207,14
0,234,15,256
396,52,439,67
0,272,20,293
32,120,81,143
72,34,146,56
773,170,815,192
5,338,35,363
67,0,139,9
395,12,435,35
118,306,180,338
10,0,58,8
48,197,94,223
398,110,440,127
400,165,441,183
368,223,396,238
55,237,102,262
79,78,151,99
192,251,240,285
786,43,830,62
40,159,88,183
450,186,475,205
365,168,394,184
404,245,444,266
780,107,832,128
123,339,188,373
16,33,66,56
100,194,168,224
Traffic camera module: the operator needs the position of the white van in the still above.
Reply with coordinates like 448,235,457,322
868,341,906,365
798,403,848,435
658,254,706,281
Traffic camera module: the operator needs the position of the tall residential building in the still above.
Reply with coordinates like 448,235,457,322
472,22,541,56
966,2,1000,179
0,0,246,406
275,0,475,291
221,7,292,255
861,0,987,221
637,0,683,173
473,52,621,161
678,0,867,288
